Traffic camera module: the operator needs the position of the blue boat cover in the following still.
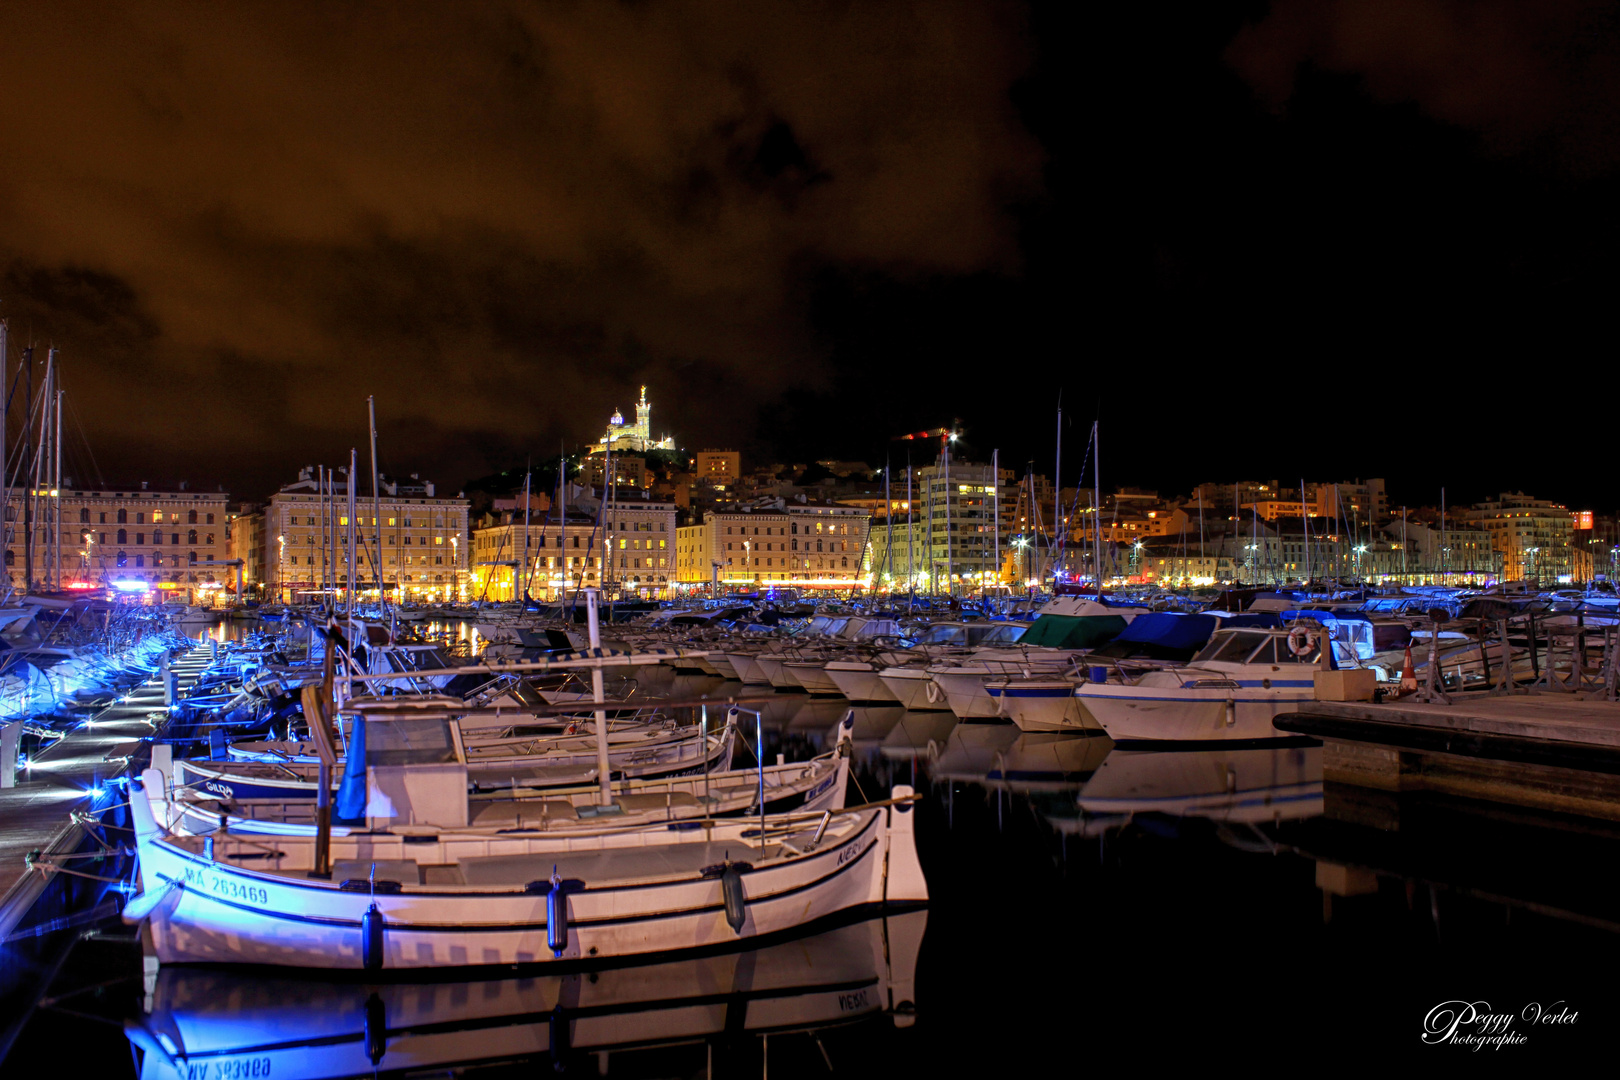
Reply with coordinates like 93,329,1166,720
1114,612,1218,651
1216,613,1283,630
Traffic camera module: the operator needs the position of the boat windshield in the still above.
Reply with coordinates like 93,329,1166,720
1192,630,1271,664
977,624,1027,645
914,625,968,646
365,717,459,767
802,616,837,636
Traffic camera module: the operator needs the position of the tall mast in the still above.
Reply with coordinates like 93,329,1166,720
346,450,357,620
1197,488,1205,578
22,348,35,592
942,431,952,596
521,463,532,603
905,453,914,611
319,466,328,609
1093,422,1102,599
53,386,62,589
990,449,999,597
1053,404,1061,586
1440,487,1447,583
557,449,568,608
367,396,382,610
884,457,893,595
1300,478,1310,586
0,323,6,594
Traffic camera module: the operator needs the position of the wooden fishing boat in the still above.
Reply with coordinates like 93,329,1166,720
127,765,927,970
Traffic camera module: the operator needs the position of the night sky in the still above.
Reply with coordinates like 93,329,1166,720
2,1,1616,508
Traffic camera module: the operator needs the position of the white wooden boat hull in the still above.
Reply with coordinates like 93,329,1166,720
130,769,927,970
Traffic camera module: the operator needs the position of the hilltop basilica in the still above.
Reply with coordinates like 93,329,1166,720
594,386,675,454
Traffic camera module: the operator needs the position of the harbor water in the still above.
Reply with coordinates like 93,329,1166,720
4,659,1617,1071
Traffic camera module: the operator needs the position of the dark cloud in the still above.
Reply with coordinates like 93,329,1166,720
0,0,1042,496
1229,0,1620,176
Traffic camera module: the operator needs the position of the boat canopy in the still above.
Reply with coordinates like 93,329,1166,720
1018,613,1127,649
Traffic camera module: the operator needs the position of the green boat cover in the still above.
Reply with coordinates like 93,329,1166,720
1018,614,1127,649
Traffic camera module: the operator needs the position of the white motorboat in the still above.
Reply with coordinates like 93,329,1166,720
877,667,953,711
1076,625,1326,743
984,673,1098,732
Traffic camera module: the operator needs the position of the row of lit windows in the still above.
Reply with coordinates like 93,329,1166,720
288,515,464,528
72,508,214,525
724,522,851,536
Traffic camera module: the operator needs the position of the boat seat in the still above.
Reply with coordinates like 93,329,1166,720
332,858,420,885
470,800,580,826
614,792,701,812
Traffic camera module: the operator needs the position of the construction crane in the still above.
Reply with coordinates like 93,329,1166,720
890,420,962,457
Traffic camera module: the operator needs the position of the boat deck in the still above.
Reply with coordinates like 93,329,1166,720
0,644,211,937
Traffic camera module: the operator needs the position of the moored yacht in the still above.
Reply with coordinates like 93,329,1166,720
1076,623,1328,743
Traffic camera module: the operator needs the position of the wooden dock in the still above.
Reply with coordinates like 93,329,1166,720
0,645,211,939
1278,692,1620,821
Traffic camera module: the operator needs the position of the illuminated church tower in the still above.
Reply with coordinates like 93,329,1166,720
595,385,675,454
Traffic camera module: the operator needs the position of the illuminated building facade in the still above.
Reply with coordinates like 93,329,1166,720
676,503,869,589
471,495,675,600
863,459,999,593
261,469,469,602
1464,493,1575,583
692,450,740,489
4,486,231,600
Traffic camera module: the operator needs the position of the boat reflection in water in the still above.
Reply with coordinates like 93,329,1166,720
127,910,925,1079
1078,745,1322,823
932,727,1113,793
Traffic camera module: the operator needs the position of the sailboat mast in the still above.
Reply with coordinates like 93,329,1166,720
0,323,6,593
906,453,913,611
521,464,532,603
346,450,357,619
53,386,62,589
558,448,568,608
1053,405,1062,586
991,449,999,598
1093,422,1102,599
884,457,893,595
1445,485,1458,582
367,397,382,609
1300,478,1310,586
942,432,952,596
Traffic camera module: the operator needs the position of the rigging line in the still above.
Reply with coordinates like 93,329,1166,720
62,392,107,489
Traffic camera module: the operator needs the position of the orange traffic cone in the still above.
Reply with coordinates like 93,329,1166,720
1399,646,1418,694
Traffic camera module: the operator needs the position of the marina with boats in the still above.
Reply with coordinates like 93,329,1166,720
4,337,1620,1067
6,562,1620,1066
